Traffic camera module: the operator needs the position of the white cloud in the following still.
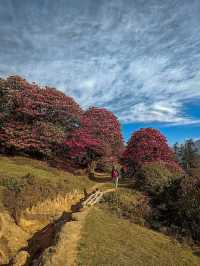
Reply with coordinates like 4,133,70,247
0,0,200,125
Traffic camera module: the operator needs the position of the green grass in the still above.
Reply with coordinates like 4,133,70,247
0,155,95,192
0,155,96,216
77,207,200,266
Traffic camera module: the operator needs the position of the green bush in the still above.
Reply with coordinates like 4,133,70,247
135,162,179,195
102,189,152,225
133,162,200,243
178,175,200,241
143,172,200,244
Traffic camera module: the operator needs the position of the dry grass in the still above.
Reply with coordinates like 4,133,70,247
39,210,90,266
18,189,84,234
25,190,83,216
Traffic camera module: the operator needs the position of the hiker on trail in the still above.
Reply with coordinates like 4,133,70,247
111,166,120,189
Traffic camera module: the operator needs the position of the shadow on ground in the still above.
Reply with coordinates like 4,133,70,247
118,178,135,189
193,251,200,257
88,172,112,183
89,172,135,190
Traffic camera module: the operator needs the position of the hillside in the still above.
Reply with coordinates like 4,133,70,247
0,155,96,265
0,155,200,265
77,206,200,266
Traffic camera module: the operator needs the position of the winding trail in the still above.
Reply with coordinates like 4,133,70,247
66,188,115,266
36,184,115,266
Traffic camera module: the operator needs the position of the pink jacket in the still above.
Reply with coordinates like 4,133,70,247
112,169,119,179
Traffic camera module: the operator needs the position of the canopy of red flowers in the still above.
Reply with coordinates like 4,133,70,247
122,128,182,172
0,76,124,166
0,76,82,158
64,107,124,165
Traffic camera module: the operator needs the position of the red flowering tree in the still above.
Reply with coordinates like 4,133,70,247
5,75,82,127
84,107,124,159
123,128,182,173
64,127,104,166
63,115,103,167
64,107,124,168
0,76,125,169
0,76,83,159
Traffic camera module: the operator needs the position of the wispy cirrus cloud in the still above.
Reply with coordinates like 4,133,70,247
0,0,200,125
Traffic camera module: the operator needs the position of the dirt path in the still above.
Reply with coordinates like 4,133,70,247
66,188,115,266
36,186,115,266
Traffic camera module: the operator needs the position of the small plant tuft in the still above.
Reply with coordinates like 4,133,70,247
0,177,24,193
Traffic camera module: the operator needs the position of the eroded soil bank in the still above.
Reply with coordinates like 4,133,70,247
0,190,85,265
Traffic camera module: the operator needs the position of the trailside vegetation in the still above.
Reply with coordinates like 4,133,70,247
121,129,200,244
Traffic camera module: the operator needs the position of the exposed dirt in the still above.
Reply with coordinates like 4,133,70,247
0,189,84,265
1,175,74,223
0,211,29,265
0,166,111,266
34,187,115,266
27,211,73,265
25,191,91,266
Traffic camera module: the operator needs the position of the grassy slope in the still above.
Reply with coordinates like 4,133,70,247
0,155,94,191
0,155,95,214
1,156,200,265
77,207,200,266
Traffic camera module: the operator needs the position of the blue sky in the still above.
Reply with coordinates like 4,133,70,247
0,0,200,144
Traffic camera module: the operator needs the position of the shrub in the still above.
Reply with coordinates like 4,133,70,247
135,162,178,196
102,189,152,225
144,173,200,244
178,175,200,241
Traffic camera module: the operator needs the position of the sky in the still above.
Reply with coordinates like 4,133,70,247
0,0,200,144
